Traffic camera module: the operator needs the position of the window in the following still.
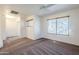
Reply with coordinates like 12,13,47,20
48,19,56,33
48,16,70,35
57,17,69,35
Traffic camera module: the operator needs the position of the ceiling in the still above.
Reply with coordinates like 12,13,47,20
1,4,79,17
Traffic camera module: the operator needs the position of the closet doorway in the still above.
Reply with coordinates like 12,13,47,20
5,15,21,42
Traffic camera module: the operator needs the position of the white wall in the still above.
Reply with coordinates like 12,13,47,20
41,8,79,46
20,15,27,37
6,16,21,37
0,9,5,48
34,16,41,39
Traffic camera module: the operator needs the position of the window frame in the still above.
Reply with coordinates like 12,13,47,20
47,19,57,34
47,16,70,36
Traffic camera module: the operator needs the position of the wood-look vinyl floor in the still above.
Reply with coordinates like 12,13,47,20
0,38,79,55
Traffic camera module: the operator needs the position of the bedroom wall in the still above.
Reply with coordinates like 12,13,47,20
20,15,27,37
41,8,79,46
6,16,21,37
0,8,5,48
